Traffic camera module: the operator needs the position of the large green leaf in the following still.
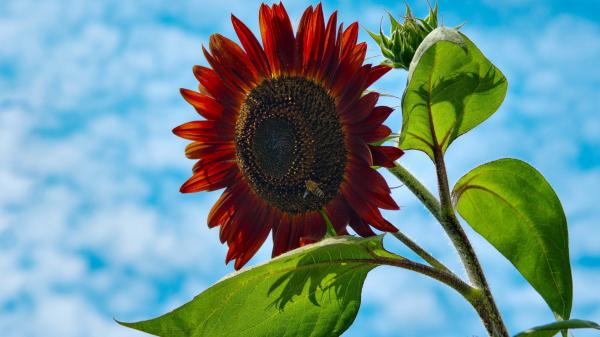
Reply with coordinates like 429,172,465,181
452,158,572,320
514,319,600,337
399,27,507,160
118,236,385,337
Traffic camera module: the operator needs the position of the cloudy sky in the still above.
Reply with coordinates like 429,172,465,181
1,0,599,336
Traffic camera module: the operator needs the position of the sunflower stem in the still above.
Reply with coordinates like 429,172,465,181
388,163,442,219
370,252,478,303
431,149,509,337
320,210,337,238
388,161,509,337
391,231,451,274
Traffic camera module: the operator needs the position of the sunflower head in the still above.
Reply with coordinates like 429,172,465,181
368,3,439,70
174,2,403,269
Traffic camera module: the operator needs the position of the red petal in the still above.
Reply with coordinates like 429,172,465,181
208,34,258,91
231,15,270,77
360,125,392,143
185,142,236,162
208,191,233,229
224,196,274,269
301,211,328,242
231,203,273,269
370,218,398,233
340,22,359,60
232,223,270,270
180,160,237,193
273,3,296,73
346,161,392,196
352,106,394,133
295,6,314,73
370,145,404,168
259,4,278,73
272,213,291,257
193,66,241,113
221,193,255,245
180,88,225,120
299,237,317,247
347,136,373,166
342,91,379,125
224,198,263,246
341,178,397,231
324,197,351,235
365,64,392,88
318,11,339,83
259,3,295,75
349,173,398,211
334,58,368,106
285,214,305,252
335,27,368,97
208,181,248,229
320,22,344,87
172,121,233,142
367,188,399,210
304,3,325,77
348,209,376,237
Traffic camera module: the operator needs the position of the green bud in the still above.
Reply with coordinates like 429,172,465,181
367,2,439,70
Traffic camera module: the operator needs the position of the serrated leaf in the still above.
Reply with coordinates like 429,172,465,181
514,319,600,337
381,46,396,60
380,26,391,48
399,27,507,160
367,29,383,45
118,236,384,337
387,11,400,30
452,158,572,320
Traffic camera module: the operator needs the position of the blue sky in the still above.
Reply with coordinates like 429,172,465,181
1,0,599,336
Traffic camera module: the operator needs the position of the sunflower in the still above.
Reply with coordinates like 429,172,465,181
174,2,404,269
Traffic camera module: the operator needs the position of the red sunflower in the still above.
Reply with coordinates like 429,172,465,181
175,2,404,269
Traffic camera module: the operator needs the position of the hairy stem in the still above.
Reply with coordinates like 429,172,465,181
392,231,452,274
371,252,476,302
388,160,509,337
432,149,508,337
388,164,442,220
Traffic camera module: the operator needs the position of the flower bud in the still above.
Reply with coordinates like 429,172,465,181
368,3,439,70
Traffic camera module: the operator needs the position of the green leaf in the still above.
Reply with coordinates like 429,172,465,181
387,10,401,31
399,27,507,160
452,158,572,320
118,236,384,337
514,319,600,337
367,28,382,45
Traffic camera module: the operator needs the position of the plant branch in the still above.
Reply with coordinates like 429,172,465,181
388,163,443,220
391,231,452,274
371,252,476,302
432,148,509,337
388,160,509,337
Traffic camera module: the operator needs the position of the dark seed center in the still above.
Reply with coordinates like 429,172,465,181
252,118,297,179
235,76,347,214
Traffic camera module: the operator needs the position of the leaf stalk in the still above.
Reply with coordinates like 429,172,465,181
388,161,509,337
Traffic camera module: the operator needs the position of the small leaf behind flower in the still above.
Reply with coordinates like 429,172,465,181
514,319,600,337
118,236,384,337
399,27,507,160
452,158,572,320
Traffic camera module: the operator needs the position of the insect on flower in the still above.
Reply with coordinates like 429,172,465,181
304,180,325,199
174,2,404,269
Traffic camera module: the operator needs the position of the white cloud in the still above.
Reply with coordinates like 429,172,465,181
1,1,599,337
359,9,600,336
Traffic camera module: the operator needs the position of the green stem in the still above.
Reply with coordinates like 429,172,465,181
388,160,509,337
432,149,508,337
388,164,442,220
391,231,452,274
370,251,477,303
320,210,337,237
